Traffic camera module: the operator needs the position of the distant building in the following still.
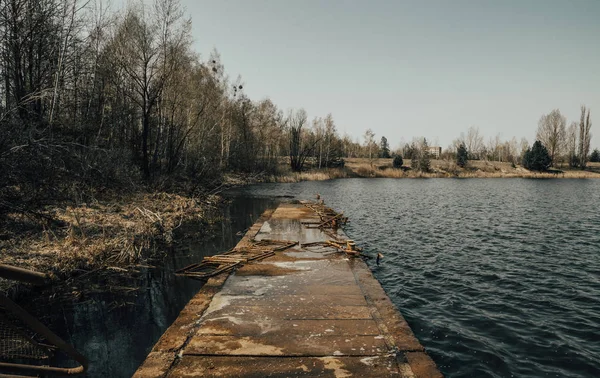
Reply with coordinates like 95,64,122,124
427,146,442,159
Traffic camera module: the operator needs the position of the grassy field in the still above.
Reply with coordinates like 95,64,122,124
267,158,600,182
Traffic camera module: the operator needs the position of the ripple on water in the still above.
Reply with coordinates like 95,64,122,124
238,178,600,378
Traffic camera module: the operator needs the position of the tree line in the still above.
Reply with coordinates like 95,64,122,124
395,107,596,173
0,0,596,217
0,0,384,215
447,107,595,171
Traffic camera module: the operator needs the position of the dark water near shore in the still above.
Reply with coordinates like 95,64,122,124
18,179,600,377
232,179,600,378
23,196,278,377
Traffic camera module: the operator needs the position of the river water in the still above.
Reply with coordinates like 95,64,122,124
232,178,600,378
23,179,600,377
27,196,279,377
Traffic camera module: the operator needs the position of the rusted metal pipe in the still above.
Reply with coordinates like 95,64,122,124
0,373,38,378
0,295,88,375
0,264,49,286
0,361,84,376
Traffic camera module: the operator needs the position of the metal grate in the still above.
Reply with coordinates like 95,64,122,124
0,311,53,361
0,265,87,375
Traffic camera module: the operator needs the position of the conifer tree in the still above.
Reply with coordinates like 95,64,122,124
419,138,431,172
456,144,468,167
523,141,551,171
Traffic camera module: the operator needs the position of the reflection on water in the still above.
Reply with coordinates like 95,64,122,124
24,196,278,378
234,179,600,378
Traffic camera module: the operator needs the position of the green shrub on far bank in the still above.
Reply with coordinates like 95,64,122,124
456,144,468,167
393,155,403,168
523,140,552,171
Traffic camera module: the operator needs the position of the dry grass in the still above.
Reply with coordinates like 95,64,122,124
264,158,600,182
264,168,350,183
0,192,221,293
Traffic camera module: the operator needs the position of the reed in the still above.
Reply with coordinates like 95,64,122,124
265,158,600,182
0,192,221,293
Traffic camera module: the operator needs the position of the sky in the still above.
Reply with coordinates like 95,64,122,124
122,0,600,150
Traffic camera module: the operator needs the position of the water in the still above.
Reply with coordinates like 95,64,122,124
15,179,600,377
18,196,279,378
231,179,600,378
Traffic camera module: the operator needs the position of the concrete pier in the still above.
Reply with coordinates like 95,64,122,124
134,202,441,377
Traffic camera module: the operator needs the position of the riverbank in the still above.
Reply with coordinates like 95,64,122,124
0,192,223,296
259,158,600,182
4,158,599,292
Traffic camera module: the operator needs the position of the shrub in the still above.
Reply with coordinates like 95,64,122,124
410,152,419,170
456,144,468,167
522,140,551,171
393,155,403,168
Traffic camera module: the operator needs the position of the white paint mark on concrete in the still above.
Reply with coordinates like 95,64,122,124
359,356,379,366
260,221,272,233
399,363,417,378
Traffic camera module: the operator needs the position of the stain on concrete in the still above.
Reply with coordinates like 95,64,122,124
134,203,442,378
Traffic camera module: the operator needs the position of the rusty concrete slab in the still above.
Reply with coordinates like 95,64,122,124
219,277,365,297
185,334,388,356
198,294,368,307
255,218,324,243
200,303,373,320
135,203,442,378
196,318,381,337
168,356,404,377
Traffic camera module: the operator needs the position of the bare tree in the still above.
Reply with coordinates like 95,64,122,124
312,117,324,168
579,106,592,168
289,109,317,172
487,134,502,161
536,109,566,167
49,0,83,124
566,121,578,167
108,0,190,179
464,126,484,160
519,137,529,162
506,137,519,164
323,114,336,167
363,128,376,162
341,133,357,158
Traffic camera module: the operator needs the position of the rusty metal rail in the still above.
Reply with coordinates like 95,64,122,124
176,240,298,281
0,264,88,376
0,265,49,286
302,201,349,241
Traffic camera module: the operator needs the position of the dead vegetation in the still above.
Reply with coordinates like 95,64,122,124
0,193,222,294
262,158,600,182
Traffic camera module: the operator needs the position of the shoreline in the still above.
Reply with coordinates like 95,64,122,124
0,192,224,297
246,158,600,183
3,161,600,296
240,168,600,185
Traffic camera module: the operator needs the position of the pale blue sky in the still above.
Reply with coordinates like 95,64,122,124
130,0,600,149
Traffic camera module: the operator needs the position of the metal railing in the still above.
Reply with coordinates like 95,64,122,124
0,264,88,377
